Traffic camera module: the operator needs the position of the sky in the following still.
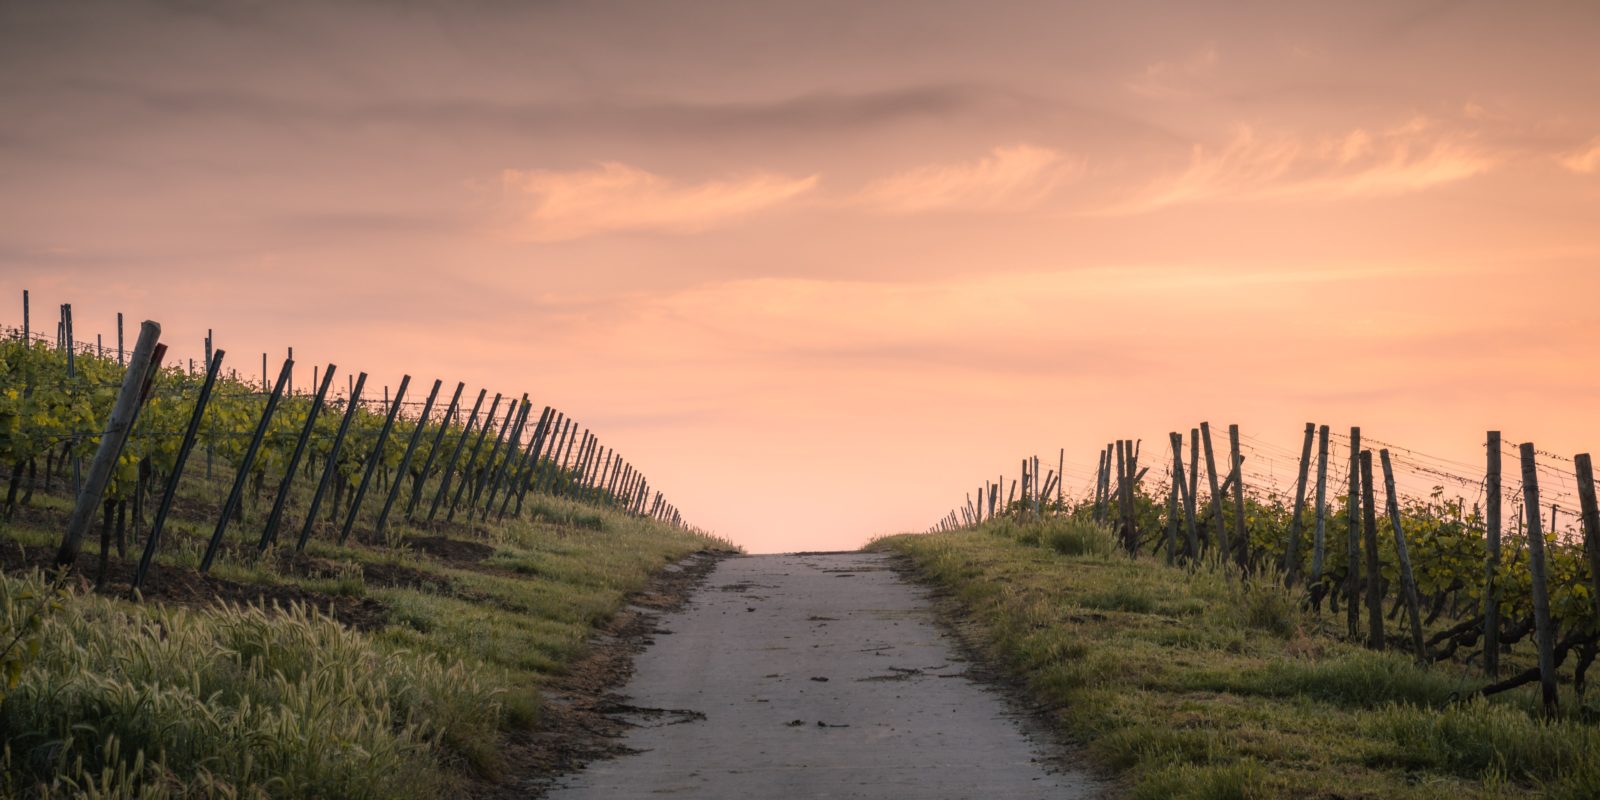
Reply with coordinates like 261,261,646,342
3,1,1599,552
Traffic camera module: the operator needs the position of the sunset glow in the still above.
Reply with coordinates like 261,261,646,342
4,2,1599,551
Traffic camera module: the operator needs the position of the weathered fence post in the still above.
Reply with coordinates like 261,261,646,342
1576,453,1600,621
1379,449,1427,663
1201,423,1227,564
1311,425,1331,582
1484,431,1502,677
1165,441,1180,565
201,357,292,571
1518,442,1559,714
1359,451,1383,648
1346,427,1363,638
1285,422,1315,585
340,375,410,545
500,405,552,520
375,379,442,538
429,389,489,521
56,321,161,566
408,381,465,520
448,393,505,518
260,364,337,550
133,347,222,592
299,372,366,551
481,396,533,517
1228,425,1248,569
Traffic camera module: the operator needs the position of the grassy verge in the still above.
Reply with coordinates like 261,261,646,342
0,493,732,798
871,518,1600,800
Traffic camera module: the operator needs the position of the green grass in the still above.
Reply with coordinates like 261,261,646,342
871,519,1600,799
0,489,731,798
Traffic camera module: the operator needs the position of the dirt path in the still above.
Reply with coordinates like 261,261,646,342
544,552,1101,799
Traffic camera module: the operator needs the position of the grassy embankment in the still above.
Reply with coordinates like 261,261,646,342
872,518,1600,800
0,486,731,798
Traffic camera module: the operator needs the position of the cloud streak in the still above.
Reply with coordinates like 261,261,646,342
1105,117,1496,214
1560,137,1600,174
501,162,818,241
851,144,1075,214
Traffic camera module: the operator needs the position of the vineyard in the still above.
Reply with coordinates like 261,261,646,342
883,423,1600,797
0,292,728,798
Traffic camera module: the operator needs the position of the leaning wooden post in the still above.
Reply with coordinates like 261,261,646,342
56,321,161,567
339,375,410,545
298,372,366,551
1517,442,1559,714
1165,443,1180,565
1483,431,1502,677
1200,423,1227,564
1228,425,1248,569
449,393,507,518
470,399,522,508
1379,449,1427,663
429,389,489,521
1169,432,1199,562
1575,453,1600,622
1123,440,1141,555
132,346,222,592
1310,425,1331,581
535,418,568,494
259,363,337,550
375,379,442,538
499,406,552,520
1284,422,1315,585
201,357,292,572
21,289,28,341
1359,451,1383,648
1345,427,1363,639
481,396,533,516
407,381,465,520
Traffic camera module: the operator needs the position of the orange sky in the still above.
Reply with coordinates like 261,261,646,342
4,2,1599,551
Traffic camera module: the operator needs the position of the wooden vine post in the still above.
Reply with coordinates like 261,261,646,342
133,347,223,592
375,379,442,538
56,321,162,567
201,357,292,572
429,390,490,521
1576,453,1600,621
298,372,367,551
449,393,507,519
1379,449,1426,662
1517,442,1559,714
1484,431,1502,677
1310,425,1331,582
340,375,410,544
1165,440,1179,565
1359,451,1383,648
1228,424,1248,569
408,381,465,520
1284,422,1315,585
260,364,337,550
1201,423,1228,565
1345,427,1362,639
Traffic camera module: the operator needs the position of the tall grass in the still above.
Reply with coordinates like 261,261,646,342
0,571,501,799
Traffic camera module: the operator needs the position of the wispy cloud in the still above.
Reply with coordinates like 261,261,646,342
1126,44,1220,99
1560,137,1600,174
851,144,1075,214
1105,117,1496,214
500,162,818,241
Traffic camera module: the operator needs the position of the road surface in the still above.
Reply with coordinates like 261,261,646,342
545,552,1101,799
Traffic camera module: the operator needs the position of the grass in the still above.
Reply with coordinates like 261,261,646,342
0,487,732,798
870,518,1600,799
